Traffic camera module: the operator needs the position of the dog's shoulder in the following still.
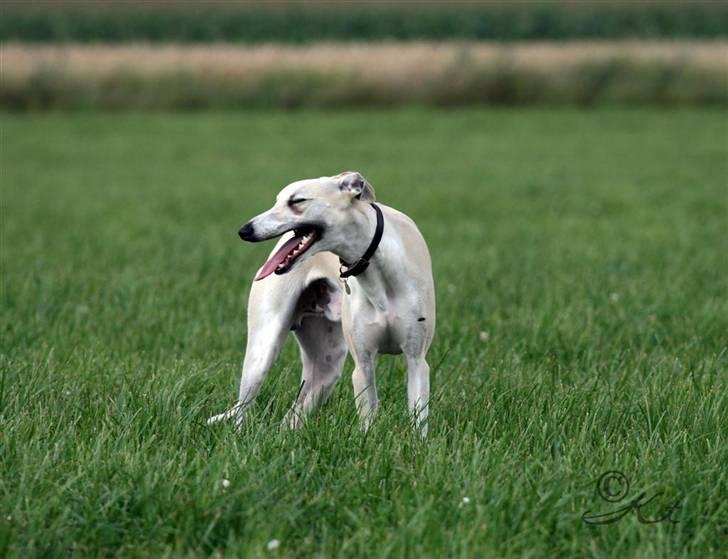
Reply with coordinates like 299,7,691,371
380,204,420,232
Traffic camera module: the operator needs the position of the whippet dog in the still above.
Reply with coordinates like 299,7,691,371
207,172,435,434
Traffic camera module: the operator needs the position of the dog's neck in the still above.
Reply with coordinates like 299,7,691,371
332,202,382,268
331,202,392,310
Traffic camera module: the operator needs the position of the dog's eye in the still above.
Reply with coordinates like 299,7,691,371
288,198,308,207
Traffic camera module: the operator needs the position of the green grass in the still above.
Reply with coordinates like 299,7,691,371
1,109,726,558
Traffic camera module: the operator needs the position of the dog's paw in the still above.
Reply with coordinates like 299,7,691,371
281,407,305,431
207,404,245,427
206,412,227,426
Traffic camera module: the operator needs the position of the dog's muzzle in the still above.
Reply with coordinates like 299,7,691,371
239,222,256,241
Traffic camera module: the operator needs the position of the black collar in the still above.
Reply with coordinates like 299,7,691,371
339,203,384,278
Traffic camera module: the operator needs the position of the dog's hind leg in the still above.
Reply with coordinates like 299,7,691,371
282,315,347,430
207,280,296,429
206,317,289,429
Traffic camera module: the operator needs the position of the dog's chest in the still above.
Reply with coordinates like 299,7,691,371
344,296,411,355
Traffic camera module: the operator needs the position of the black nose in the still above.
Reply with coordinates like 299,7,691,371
238,222,255,241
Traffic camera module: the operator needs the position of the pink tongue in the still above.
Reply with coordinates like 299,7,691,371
254,235,301,281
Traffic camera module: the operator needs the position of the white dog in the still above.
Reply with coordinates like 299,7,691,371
207,172,435,434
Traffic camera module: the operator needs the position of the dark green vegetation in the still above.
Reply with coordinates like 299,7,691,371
2,2,727,43
1,109,727,557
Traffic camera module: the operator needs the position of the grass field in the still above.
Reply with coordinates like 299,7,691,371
1,108,727,558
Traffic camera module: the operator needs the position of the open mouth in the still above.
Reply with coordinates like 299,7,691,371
254,226,321,281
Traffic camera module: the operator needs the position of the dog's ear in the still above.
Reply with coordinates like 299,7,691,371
337,171,376,202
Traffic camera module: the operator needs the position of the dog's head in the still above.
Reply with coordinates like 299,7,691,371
240,172,376,280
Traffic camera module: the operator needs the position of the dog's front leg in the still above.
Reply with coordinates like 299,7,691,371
351,350,379,432
406,354,430,437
